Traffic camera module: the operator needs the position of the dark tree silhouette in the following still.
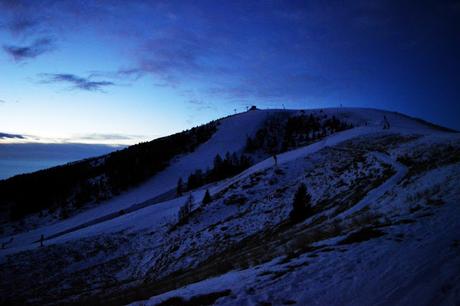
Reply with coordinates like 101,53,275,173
187,169,204,190
290,183,312,223
0,120,219,221
245,112,352,154
202,189,212,204
184,152,253,192
178,194,193,225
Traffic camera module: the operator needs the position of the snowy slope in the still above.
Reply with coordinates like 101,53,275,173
132,161,460,306
1,107,458,305
0,110,272,251
134,197,460,306
0,108,447,254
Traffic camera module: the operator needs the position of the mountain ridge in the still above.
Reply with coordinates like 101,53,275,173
1,107,459,305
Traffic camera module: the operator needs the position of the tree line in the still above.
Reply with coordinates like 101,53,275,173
177,152,253,194
245,112,352,154
0,121,219,221
177,112,352,195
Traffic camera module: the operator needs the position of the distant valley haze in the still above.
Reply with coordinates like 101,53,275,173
0,142,123,179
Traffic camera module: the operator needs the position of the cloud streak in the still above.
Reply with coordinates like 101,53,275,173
3,38,54,61
39,73,115,92
76,133,145,141
207,73,335,103
6,17,40,35
0,132,25,140
134,28,211,85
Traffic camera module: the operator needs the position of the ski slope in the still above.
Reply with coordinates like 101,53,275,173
0,110,271,253
1,108,459,306
0,108,446,257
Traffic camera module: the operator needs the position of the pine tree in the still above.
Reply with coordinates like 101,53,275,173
178,193,193,224
239,154,252,170
213,154,223,171
59,206,69,220
187,169,204,190
289,183,312,223
202,189,212,204
245,136,256,152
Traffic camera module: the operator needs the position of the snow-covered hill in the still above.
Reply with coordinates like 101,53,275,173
1,108,459,305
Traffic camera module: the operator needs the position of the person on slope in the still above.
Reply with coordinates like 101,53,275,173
383,115,390,129
273,153,278,166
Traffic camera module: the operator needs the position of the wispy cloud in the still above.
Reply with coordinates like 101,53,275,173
187,99,216,111
130,27,228,87
76,133,145,141
39,73,115,92
207,73,335,102
114,68,146,80
0,132,25,140
87,68,145,82
0,132,151,145
6,17,40,35
3,38,54,61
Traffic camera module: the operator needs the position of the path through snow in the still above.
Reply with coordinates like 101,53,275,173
335,151,408,219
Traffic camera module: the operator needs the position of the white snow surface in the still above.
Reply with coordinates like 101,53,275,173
133,190,460,306
1,107,459,306
0,110,270,252
0,108,448,255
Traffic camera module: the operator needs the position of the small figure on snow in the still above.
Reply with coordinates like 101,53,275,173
39,234,44,247
273,153,278,166
383,115,390,129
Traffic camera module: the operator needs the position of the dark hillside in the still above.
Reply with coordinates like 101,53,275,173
0,121,218,221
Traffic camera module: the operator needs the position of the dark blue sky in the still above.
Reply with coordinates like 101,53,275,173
1,0,459,144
